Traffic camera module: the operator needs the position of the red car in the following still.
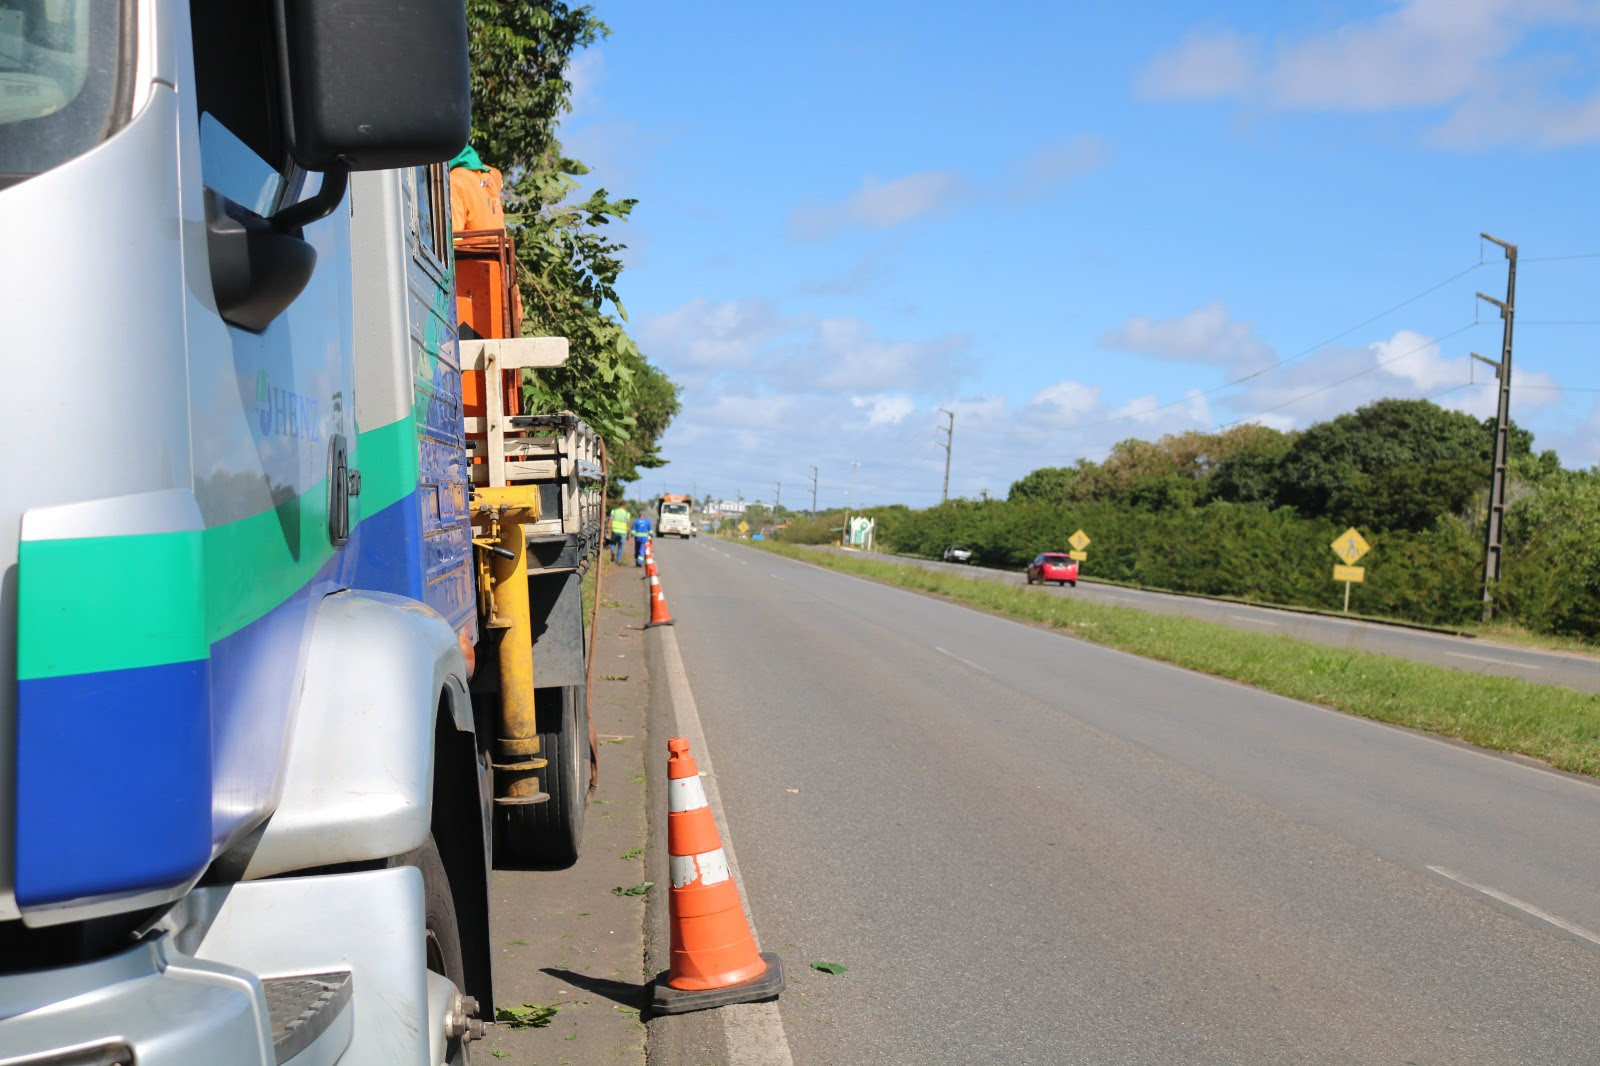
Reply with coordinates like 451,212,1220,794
1026,552,1079,587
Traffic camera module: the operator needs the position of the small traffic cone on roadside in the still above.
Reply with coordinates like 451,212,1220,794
644,572,675,628
649,738,784,1015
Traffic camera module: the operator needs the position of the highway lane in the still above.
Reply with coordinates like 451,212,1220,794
845,549,1600,694
647,536,1600,1065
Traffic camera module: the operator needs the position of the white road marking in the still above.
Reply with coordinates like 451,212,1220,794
1446,651,1540,670
1428,866,1600,947
1229,615,1279,627
657,627,794,1065
935,646,992,675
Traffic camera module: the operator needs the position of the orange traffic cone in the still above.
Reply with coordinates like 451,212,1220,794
644,572,674,628
649,738,783,1014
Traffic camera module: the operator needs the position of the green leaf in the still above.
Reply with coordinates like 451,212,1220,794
810,961,848,975
495,1002,559,1029
612,881,653,897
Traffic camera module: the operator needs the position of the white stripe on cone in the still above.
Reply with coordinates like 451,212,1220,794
671,848,732,888
669,775,709,812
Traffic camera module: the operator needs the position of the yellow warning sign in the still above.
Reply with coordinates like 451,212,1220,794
1331,528,1370,564
1068,529,1091,552
1069,550,1087,562
1333,565,1365,583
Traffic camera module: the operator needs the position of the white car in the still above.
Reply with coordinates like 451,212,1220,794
942,546,973,563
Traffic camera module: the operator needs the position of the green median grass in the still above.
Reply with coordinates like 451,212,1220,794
754,542,1600,777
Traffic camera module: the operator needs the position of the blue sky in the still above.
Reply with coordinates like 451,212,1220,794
558,0,1600,510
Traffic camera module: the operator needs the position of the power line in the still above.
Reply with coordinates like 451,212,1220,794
1215,321,1480,429
1052,261,1489,436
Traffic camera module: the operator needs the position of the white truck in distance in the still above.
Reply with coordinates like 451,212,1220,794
658,495,694,538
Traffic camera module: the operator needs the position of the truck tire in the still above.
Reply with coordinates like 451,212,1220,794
393,835,474,1065
498,684,589,868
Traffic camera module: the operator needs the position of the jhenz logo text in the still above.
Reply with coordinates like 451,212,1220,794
255,370,320,440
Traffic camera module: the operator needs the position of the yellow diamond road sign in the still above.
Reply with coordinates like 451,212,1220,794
737,520,749,534
1068,529,1091,552
1331,527,1370,564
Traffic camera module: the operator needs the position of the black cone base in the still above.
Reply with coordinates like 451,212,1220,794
648,951,784,1016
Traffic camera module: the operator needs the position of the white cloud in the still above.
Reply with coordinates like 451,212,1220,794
1021,380,1102,429
1139,0,1600,145
789,170,972,241
788,135,1109,242
566,49,605,120
1112,389,1212,426
1541,397,1600,467
1137,28,1258,98
1217,327,1565,426
636,298,805,375
1006,136,1111,202
801,319,969,392
1100,302,1276,374
851,393,916,426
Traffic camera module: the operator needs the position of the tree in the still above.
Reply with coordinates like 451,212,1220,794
1499,469,1600,638
1008,466,1074,503
463,2,678,493
1270,399,1523,531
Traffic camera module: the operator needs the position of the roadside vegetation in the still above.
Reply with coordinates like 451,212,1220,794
773,399,1600,644
754,542,1600,778
464,1,679,494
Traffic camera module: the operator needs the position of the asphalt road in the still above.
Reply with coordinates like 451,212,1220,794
646,536,1600,1065
854,549,1600,694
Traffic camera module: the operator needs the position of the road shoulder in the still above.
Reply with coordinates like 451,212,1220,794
476,555,652,1064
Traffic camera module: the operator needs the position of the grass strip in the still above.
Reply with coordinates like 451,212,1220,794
753,541,1600,777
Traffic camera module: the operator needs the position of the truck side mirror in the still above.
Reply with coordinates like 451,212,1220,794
276,0,472,173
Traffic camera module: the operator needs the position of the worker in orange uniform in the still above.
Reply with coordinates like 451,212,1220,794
449,145,524,334
448,145,506,232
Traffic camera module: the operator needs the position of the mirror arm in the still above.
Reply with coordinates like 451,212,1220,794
269,161,349,232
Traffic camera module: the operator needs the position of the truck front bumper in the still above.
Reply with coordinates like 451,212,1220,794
0,937,276,1065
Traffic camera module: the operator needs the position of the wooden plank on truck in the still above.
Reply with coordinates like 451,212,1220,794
460,337,569,371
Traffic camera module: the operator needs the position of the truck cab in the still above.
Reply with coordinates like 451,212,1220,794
0,2,502,1062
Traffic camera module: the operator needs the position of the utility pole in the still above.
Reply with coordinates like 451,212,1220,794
775,480,781,515
808,465,818,516
1476,232,1517,622
935,408,954,504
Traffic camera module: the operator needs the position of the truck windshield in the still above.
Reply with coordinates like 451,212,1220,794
663,504,689,516
0,1,129,190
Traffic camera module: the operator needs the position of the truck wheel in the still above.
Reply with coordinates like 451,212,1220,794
394,836,474,1065
498,684,590,868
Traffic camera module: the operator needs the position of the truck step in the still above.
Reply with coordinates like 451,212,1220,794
265,971,353,1064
